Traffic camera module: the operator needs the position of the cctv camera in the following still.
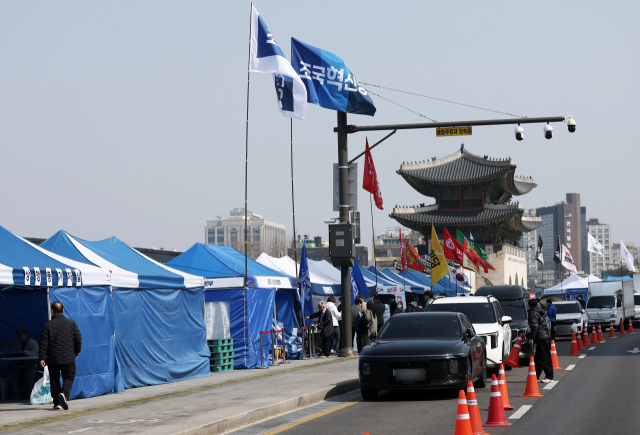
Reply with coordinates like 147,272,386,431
567,117,576,133
515,124,524,141
544,123,553,140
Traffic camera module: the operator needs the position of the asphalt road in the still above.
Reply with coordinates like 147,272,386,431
232,332,640,435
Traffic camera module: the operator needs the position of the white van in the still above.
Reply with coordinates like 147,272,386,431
586,280,634,330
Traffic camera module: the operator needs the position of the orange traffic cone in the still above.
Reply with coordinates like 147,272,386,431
521,357,544,398
628,320,635,333
502,333,523,368
576,332,584,350
484,375,511,427
620,319,626,335
568,331,580,356
550,340,562,370
597,324,604,342
466,381,490,435
455,390,474,435
591,325,598,344
609,321,616,337
497,364,514,410
582,328,591,345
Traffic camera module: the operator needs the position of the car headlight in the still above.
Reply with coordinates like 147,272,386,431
448,359,460,375
573,319,581,324
361,362,370,376
489,332,499,349
610,313,616,318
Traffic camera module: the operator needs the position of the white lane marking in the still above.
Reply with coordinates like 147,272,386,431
588,347,596,350
610,336,617,339
543,381,559,390
565,364,576,370
509,405,533,419
68,429,93,434
578,354,587,358
627,348,640,354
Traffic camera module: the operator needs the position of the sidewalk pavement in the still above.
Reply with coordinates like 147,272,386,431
1,356,359,434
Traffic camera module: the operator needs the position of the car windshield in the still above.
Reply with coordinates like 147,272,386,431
427,303,496,324
378,316,462,340
555,303,581,314
499,300,527,321
587,296,615,309
635,295,640,305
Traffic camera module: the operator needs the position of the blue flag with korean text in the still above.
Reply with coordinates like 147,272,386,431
299,239,314,327
351,258,370,303
250,6,307,120
291,38,376,116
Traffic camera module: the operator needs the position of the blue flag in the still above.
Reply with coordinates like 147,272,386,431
299,239,314,327
250,6,307,120
291,38,376,116
351,258,370,302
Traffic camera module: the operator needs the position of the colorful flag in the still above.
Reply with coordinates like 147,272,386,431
443,226,464,264
560,244,577,273
456,229,489,272
587,233,604,256
406,241,428,272
291,38,376,116
469,232,488,259
536,234,544,264
399,229,406,275
449,268,470,287
620,239,637,272
298,239,314,326
463,240,493,285
363,139,383,210
430,225,450,286
350,257,370,301
249,6,307,120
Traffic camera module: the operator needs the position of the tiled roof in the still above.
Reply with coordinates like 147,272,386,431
391,203,523,226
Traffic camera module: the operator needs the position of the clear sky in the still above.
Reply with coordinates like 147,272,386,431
1,1,638,254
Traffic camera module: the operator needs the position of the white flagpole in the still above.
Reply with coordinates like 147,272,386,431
243,2,253,287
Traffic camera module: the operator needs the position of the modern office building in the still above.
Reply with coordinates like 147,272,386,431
535,194,586,284
587,220,611,277
205,208,287,259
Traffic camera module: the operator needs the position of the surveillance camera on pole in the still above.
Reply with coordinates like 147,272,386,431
515,124,524,141
566,116,576,133
544,122,553,139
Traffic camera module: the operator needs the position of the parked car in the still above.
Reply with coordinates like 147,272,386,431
359,312,487,400
426,296,512,369
474,286,531,360
553,300,589,337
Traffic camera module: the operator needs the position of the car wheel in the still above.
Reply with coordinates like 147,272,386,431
361,389,378,401
474,354,487,388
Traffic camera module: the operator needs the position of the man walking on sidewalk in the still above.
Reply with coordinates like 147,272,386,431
527,298,553,383
39,302,82,410
305,301,334,357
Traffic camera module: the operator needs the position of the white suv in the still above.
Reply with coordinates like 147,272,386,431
427,296,512,368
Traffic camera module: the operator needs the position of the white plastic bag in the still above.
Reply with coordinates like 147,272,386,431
30,366,52,405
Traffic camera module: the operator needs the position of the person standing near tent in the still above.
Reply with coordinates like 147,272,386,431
305,301,334,358
325,297,341,354
1,327,38,399
39,302,82,410
351,298,364,349
372,296,386,331
546,300,557,341
421,290,434,312
359,301,378,349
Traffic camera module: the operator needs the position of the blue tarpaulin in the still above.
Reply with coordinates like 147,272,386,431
50,286,124,398
205,288,275,369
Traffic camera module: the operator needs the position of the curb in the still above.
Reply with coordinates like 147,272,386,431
174,379,360,435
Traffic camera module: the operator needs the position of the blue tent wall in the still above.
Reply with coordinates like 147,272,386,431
205,288,275,369
49,286,124,399
0,289,48,346
274,289,303,359
113,287,210,388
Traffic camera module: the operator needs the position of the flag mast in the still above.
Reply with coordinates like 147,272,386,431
370,191,377,290
243,1,253,287
289,46,298,280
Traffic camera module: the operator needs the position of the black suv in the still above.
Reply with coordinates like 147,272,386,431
474,285,532,362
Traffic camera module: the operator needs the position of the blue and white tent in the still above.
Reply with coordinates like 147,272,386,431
257,254,342,297
167,244,303,366
406,270,467,296
0,225,121,400
41,231,209,389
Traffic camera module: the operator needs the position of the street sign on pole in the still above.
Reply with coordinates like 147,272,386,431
436,126,472,137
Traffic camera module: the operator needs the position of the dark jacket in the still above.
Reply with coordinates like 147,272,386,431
350,305,364,329
405,301,421,313
389,301,398,316
527,305,550,343
372,301,386,328
39,314,82,364
309,309,335,337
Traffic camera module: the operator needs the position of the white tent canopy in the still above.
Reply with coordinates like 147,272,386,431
544,274,590,295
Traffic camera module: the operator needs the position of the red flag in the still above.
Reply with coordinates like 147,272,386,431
406,241,428,272
443,226,464,264
399,230,406,274
363,139,383,210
